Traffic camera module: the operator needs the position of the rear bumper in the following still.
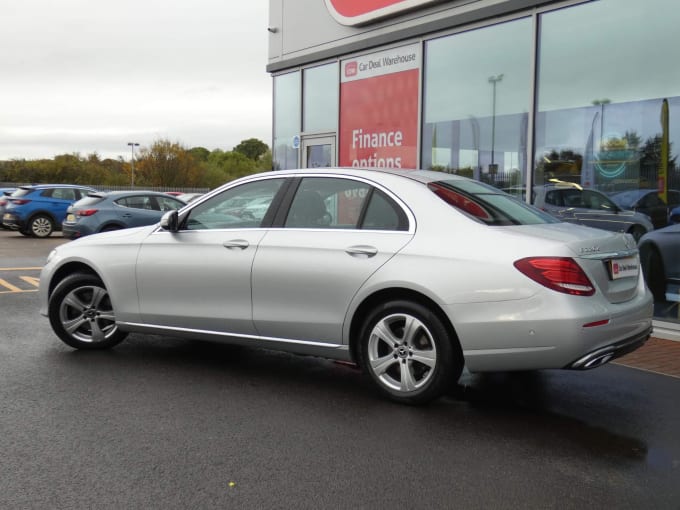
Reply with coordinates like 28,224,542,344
61,224,85,239
2,213,24,230
566,326,652,369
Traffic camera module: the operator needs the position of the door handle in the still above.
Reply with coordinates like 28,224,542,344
345,245,378,258
223,239,250,250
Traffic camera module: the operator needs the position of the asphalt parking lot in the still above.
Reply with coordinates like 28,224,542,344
1,228,679,508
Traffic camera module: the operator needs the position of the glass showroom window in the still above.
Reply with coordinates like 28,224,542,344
273,71,301,170
536,0,680,323
303,63,339,133
422,18,532,191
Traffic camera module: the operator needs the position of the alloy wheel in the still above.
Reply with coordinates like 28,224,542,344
58,284,119,343
366,313,437,392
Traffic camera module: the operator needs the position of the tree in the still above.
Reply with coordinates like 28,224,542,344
233,138,269,161
189,146,211,162
205,149,258,188
134,139,203,187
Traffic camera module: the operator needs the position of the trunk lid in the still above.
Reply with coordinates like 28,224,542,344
506,223,641,303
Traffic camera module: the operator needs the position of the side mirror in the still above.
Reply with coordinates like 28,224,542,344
160,210,179,232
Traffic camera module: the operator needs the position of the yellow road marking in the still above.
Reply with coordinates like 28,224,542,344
20,276,40,287
0,278,23,292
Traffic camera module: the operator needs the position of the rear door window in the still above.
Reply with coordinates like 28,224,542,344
360,190,408,231
51,188,77,200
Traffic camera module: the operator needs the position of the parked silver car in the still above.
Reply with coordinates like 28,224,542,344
534,183,654,242
39,169,653,404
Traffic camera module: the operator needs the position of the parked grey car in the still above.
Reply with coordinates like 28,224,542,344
0,188,16,229
40,168,653,404
638,223,680,303
62,191,186,239
534,183,654,241
609,188,680,230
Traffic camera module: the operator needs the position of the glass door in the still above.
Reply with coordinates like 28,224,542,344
301,135,336,168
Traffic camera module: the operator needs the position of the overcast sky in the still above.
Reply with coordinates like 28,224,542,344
0,0,271,161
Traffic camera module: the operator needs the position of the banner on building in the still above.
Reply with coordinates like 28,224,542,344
339,43,420,169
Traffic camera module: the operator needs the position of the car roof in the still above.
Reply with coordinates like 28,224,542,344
258,167,483,186
20,184,95,190
85,190,184,199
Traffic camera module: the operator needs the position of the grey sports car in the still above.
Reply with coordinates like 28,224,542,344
39,168,653,404
638,223,680,303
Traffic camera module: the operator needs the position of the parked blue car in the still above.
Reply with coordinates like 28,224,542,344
62,190,186,239
2,184,97,237
670,206,680,224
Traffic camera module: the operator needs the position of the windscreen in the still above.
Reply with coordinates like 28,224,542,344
429,180,559,226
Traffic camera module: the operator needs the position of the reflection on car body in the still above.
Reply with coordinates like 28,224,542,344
39,168,653,404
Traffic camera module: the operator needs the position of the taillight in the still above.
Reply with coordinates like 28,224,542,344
76,209,98,217
12,199,31,205
514,257,595,296
0,200,6,206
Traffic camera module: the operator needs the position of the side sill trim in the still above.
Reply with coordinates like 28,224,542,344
117,321,349,351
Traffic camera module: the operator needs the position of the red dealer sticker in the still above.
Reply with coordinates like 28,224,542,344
325,0,444,26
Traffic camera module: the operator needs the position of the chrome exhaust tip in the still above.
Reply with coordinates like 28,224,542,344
581,352,614,369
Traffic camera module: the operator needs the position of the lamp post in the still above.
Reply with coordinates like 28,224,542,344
592,98,610,149
127,142,140,188
488,74,504,174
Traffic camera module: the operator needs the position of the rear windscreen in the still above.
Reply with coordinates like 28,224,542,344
74,195,105,207
429,180,559,226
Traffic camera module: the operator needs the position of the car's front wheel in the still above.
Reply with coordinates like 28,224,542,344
48,273,127,349
359,300,462,405
28,214,54,238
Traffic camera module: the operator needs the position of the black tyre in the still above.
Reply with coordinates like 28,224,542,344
101,225,122,232
641,247,666,303
28,214,54,238
628,225,647,243
358,300,462,405
48,273,127,350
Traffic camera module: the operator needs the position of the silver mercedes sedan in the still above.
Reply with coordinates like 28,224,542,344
39,168,654,404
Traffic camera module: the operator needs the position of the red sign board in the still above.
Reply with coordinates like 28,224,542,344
339,44,420,169
325,0,443,26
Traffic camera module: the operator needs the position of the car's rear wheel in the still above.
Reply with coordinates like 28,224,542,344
48,273,127,349
359,300,462,405
28,214,54,238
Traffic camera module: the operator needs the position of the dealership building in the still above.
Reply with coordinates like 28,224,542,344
266,0,679,332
